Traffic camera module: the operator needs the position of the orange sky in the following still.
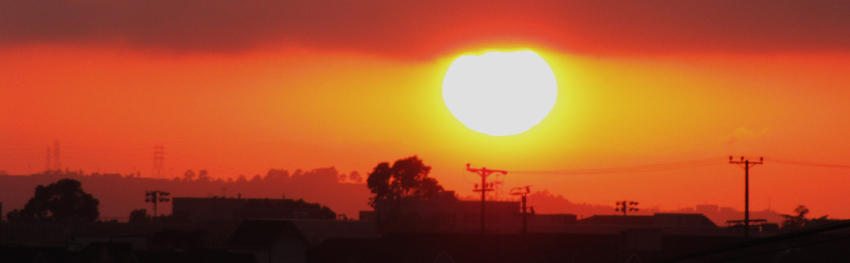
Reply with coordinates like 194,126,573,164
2,0,850,218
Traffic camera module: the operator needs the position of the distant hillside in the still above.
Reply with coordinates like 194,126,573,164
0,167,371,221
526,190,784,225
526,190,626,220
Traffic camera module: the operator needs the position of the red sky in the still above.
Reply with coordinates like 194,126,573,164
2,0,850,218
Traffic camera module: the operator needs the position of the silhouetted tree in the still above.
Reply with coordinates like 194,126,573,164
366,156,451,207
183,170,195,181
319,205,336,219
290,167,339,184
6,178,99,222
265,169,290,184
243,198,337,219
250,174,262,183
237,174,248,183
129,209,151,223
197,170,210,182
781,205,809,229
349,171,362,183
781,205,828,230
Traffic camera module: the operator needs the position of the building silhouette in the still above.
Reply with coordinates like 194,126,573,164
172,197,336,222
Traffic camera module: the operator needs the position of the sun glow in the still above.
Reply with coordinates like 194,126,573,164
442,50,558,136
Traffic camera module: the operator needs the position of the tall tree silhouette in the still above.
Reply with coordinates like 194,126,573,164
197,169,210,182
183,170,195,181
780,205,828,230
349,171,363,183
781,205,810,230
129,209,151,223
6,178,100,222
366,156,450,207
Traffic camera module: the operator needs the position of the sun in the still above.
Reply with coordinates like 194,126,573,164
442,50,558,136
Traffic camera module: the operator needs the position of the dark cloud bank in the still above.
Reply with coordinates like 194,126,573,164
2,0,849,58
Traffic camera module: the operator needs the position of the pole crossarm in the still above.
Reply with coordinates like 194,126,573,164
729,156,763,167
466,167,508,177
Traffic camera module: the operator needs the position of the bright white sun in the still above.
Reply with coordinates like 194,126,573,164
442,50,557,136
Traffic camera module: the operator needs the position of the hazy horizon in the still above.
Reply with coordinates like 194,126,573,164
4,0,850,220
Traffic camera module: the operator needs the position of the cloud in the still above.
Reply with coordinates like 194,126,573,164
2,0,849,58
721,127,768,146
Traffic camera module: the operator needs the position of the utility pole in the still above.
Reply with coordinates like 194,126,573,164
510,186,531,233
145,190,171,218
467,164,507,234
729,156,763,238
615,200,639,216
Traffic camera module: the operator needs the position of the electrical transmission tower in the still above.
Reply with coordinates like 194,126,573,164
729,156,763,238
145,190,170,217
467,164,507,234
53,140,61,171
616,200,639,216
153,145,164,178
46,147,51,172
510,186,532,233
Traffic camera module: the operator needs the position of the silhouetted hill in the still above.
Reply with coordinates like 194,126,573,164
527,190,625,220
527,190,784,225
0,167,370,221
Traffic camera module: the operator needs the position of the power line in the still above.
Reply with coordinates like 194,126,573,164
460,166,476,184
769,158,850,169
510,157,850,176
510,157,726,175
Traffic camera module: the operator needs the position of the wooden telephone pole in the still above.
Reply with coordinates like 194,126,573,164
467,164,507,234
729,156,763,238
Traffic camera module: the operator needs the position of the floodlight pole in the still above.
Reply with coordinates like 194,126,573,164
145,190,171,217
615,200,639,216
468,164,507,234
729,156,763,238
